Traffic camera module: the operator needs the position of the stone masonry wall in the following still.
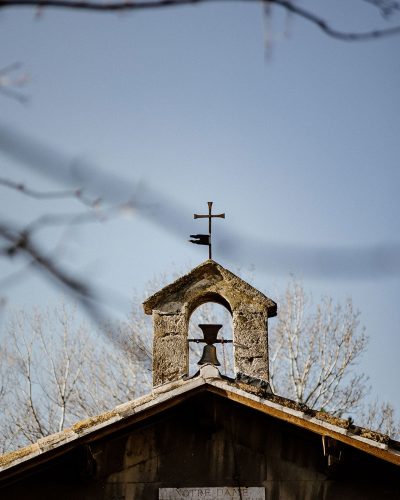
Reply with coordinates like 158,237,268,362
152,312,188,387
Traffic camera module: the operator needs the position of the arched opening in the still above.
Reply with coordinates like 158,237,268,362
187,291,232,316
188,300,234,378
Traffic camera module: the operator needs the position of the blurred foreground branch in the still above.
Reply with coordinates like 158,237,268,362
0,219,102,321
0,0,399,41
1,122,400,283
0,174,134,325
0,177,99,207
0,63,29,104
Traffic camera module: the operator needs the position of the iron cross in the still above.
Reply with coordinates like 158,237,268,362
189,202,225,259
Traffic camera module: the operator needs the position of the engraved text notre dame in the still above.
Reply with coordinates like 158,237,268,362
159,487,265,499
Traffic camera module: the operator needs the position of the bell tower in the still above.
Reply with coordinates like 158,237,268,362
143,260,277,388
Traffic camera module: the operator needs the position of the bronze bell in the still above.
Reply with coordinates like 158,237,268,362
197,324,222,366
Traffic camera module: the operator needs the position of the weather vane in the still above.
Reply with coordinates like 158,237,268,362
189,201,225,259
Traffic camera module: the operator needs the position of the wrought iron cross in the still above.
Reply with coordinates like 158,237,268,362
189,201,225,259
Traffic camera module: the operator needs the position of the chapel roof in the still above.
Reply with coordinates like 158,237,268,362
1,366,399,484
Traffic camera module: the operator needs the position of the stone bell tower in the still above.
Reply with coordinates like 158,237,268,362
143,260,277,387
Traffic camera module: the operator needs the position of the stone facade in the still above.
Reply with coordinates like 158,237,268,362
143,260,277,387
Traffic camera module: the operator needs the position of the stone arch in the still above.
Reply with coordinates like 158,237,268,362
143,260,277,387
187,291,233,317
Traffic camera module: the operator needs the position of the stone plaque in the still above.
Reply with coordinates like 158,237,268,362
159,487,265,499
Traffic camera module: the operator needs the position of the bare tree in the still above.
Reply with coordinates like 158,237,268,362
269,280,369,416
358,399,400,438
0,304,151,453
268,281,400,438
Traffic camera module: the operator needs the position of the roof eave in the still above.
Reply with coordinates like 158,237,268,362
1,375,399,483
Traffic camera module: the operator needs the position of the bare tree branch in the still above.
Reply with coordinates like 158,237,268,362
2,123,400,280
0,63,29,104
0,177,100,207
269,280,369,416
363,0,400,18
0,86,28,104
0,0,399,41
0,173,135,324
358,398,400,438
0,221,104,324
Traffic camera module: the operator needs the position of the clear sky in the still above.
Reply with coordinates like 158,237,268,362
0,1,399,413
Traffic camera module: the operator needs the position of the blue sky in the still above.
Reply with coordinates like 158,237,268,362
1,1,400,412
